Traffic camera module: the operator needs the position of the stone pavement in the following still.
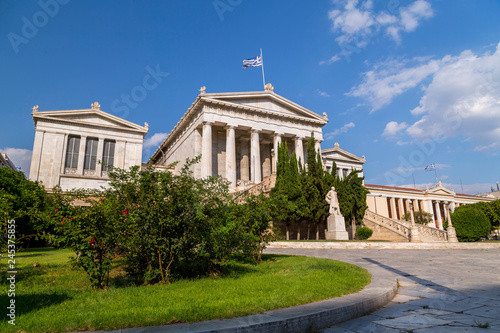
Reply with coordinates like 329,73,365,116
266,247,500,332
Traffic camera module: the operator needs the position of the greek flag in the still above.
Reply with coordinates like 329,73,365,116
242,55,262,68
425,163,436,171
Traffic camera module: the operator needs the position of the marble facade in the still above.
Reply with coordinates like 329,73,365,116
29,102,148,192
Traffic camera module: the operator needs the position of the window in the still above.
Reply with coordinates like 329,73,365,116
65,136,80,169
102,140,115,171
84,138,98,170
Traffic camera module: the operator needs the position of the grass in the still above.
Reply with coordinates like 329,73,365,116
0,248,370,332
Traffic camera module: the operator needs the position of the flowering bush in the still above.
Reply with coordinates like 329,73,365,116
48,158,275,288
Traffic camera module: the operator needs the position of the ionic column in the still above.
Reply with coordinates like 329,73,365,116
251,130,261,183
77,135,87,175
272,133,282,174
397,198,405,219
434,201,443,230
240,138,249,181
337,167,343,179
295,136,304,165
201,121,213,178
225,125,236,187
389,197,397,219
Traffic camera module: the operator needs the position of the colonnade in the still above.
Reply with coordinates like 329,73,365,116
384,197,463,230
199,121,321,187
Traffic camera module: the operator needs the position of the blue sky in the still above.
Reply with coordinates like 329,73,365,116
1,0,499,194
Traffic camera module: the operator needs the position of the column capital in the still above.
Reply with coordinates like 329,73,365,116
273,132,284,137
295,135,305,140
225,124,236,130
202,121,214,126
251,129,261,134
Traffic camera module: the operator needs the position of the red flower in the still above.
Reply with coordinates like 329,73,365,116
101,198,105,202
90,238,95,245
70,217,74,220
123,210,128,215
55,209,59,212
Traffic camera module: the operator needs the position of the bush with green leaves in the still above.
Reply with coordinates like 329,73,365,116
402,210,433,225
356,226,373,240
47,158,275,288
451,205,491,242
0,167,50,249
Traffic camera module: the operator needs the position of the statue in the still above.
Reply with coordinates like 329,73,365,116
32,105,39,113
324,186,349,240
144,122,149,129
323,112,328,119
326,186,341,216
91,101,101,110
264,83,274,91
199,86,206,94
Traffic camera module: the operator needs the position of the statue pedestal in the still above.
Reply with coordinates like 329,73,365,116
410,226,422,242
325,214,349,240
447,226,459,243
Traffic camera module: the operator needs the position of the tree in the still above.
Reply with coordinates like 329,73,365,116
451,205,490,242
301,134,329,240
0,167,50,249
332,170,369,238
270,143,306,240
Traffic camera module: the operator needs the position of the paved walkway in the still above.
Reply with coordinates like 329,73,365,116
266,247,500,332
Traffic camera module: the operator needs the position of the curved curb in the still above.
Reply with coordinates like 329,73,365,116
94,263,397,333
268,241,500,250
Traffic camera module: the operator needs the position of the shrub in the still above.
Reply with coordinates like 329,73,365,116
402,210,433,225
356,226,373,240
451,205,491,242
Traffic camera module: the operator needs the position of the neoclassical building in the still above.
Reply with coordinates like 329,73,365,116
366,182,494,231
322,142,365,180
29,102,148,192
151,84,330,190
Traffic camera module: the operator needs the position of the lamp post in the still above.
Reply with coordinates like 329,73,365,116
409,199,421,242
445,201,459,243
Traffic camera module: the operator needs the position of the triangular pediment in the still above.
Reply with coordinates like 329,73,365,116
322,145,365,164
202,91,327,124
33,109,148,134
426,183,455,195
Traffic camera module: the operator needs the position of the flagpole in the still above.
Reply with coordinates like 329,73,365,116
260,48,266,90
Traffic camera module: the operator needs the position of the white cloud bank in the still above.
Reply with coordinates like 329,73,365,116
323,0,433,62
0,148,32,176
351,43,500,152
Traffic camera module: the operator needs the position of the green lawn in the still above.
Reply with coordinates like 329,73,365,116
0,248,370,333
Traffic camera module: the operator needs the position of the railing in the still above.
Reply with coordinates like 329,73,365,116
233,174,276,204
417,224,448,241
364,210,411,239
364,210,449,242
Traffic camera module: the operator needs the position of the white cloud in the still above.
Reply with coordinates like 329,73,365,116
143,132,168,150
349,57,446,112
406,44,500,151
325,122,355,140
317,89,331,97
382,121,408,138
319,54,341,65
326,0,434,61
0,148,32,176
